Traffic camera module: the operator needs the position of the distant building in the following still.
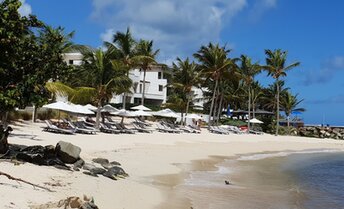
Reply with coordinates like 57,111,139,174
63,52,167,106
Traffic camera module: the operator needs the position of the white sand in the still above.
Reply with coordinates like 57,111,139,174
1,121,343,208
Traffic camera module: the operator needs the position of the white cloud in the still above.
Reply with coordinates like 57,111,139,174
18,0,32,16
248,0,277,21
91,0,275,64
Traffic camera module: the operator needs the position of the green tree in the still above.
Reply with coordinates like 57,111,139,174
239,55,262,132
194,43,235,125
280,91,305,129
171,57,200,124
134,39,160,106
264,49,300,135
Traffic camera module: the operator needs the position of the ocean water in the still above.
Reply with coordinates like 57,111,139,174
180,150,344,209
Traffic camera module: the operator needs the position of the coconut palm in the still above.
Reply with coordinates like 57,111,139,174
105,28,137,109
134,39,160,106
239,55,262,132
264,49,300,135
261,80,289,113
250,81,264,118
171,57,200,124
280,91,305,129
193,43,235,125
75,47,132,128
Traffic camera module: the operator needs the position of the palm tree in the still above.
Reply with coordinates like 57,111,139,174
280,91,305,129
134,39,160,106
193,43,235,125
239,55,261,132
250,81,264,118
261,80,289,113
77,47,132,128
106,28,137,109
264,49,300,135
171,57,200,124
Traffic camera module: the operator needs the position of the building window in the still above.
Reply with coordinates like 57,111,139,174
159,85,163,92
158,72,162,79
69,60,74,65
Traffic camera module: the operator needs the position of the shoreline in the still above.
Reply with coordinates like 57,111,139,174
2,121,344,208
154,149,344,209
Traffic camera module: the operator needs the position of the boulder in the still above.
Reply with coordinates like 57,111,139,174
74,158,85,171
92,158,109,165
83,163,97,171
103,166,128,180
55,141,81,164
90,167,107,175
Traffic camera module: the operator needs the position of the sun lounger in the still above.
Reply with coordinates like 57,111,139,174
99,123,120,134
66,121,96,135
132,123,152,133
111,122,136,134
188,125,201,134
208,126,229,135
43,120,75,135
156,123,177,133
81,117,95,127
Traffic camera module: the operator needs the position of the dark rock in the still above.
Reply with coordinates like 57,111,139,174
83,163,97,171
55,141,81,164
80,202,99,209
92,158,109,165
103,166,128,180
54,164,71,170
44,145,56,158
109,160,121,166
16,152,45,165
74,158,85,169
90,167,106,175
83,171,98,177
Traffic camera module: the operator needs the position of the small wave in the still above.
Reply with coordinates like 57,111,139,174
237,149,341,161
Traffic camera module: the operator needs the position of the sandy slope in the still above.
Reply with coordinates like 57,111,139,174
1,121,343,208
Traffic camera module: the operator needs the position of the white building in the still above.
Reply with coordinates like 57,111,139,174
63,52,167,106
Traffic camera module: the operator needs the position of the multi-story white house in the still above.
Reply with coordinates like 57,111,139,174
62,51,167,106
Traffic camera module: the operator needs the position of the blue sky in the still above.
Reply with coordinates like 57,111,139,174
23,0,344,125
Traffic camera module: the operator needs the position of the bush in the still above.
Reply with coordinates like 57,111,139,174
8,111,32,121
220,118,247,126
37,109,57,120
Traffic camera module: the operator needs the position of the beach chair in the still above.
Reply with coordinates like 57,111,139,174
81,117,95,127
43,120,75,135
132,123,153,133
99,123,120,134
112,122,136,134
66,120,96,134
156,123,175,133
135,117,151,127
208,126,229,135
188,125,201,134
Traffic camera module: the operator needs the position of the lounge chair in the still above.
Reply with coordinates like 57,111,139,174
188,125,201,134
66,120,96,135
156,123,176,133
81,117,95,127
43,120,75,135
132,123,152,133
99,123,120,134
111,122,136,134
208,126,229,135
135,118,151,127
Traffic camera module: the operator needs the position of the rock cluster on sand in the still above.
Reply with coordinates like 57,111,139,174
298,126,344,140
1,141,128,181
30,195,98,209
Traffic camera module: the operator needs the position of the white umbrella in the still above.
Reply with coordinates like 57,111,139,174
247,118,264,124
112,109,136,117
72,104,95,115
160,112,180,118
133,110,153,117
153,108,174,116
101,104,119,113
131,105,151,111
185,113,203,120
84,104,97,111
43,101,77,113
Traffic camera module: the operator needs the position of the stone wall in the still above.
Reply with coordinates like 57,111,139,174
298,126,344,140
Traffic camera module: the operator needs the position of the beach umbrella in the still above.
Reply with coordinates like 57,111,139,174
84,104,98,111
71,104,95,115
131,105,151,111
101,104,119,113
153,108,174,116
247,118,264,124
185,113,203,120
133,110,153,117
112,109,136,117
43,101,76,113
160,112,180,118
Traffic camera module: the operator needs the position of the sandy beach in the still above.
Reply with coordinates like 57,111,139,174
1,121,344,209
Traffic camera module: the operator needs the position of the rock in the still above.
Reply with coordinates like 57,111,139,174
44,145,56,158
92,158,109,165
83,171,98,177
103,166,128,180
109,160,121,166
55,141,81,164
16,152,45,165
83,163,97,171
74,158,85,170
54,164,71,170
90,167,107,175
80,202,99,209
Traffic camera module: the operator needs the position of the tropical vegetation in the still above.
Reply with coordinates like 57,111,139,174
0,0,305,135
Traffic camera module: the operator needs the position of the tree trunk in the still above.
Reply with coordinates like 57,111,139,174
247,86,251,133
216,94,223,125
1,112,8,128
208,79,218,125
181,112,184,126
122,93,127,109
141,68,147,106
212,93,219,125
287,115,290,135
32,105,37,123
275,79,280,136
185,98,190,125
95,102,102,129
